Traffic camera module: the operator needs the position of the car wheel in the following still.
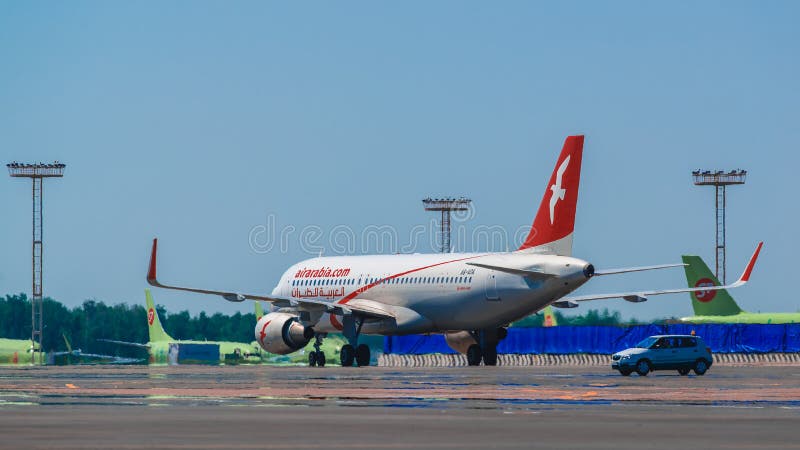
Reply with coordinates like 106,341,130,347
678,368,690,376
619,369,632,376
694,359,709,376
635,359,651,376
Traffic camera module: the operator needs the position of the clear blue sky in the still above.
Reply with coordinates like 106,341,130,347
1,2,797,320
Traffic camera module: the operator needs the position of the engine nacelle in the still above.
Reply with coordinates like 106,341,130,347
444,331,477,355
444,328,508,354
254,312,314,355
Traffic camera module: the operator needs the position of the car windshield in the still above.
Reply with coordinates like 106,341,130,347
635,337,659,349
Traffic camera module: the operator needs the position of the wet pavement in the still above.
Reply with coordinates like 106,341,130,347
1,365,799,449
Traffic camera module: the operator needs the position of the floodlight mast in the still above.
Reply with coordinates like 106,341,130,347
692,169,746,284
7,162,66,365
422,197,472,253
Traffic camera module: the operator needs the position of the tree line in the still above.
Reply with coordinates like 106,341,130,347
0,293,257,357
1,293,648,355
512,307,644,327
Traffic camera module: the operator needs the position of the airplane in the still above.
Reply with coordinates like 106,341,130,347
100,289,266,364
146,135,763,367
0,338,40,364
680,255,796,324
48,334,144,365
542,305,558,327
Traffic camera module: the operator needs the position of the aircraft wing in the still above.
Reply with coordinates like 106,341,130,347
468,262,685,280
146,239,393,320
593,263,686,276
147,239,278,302
51,349,146,364
97,339,151,349
555,242,762,307
466,262,556,280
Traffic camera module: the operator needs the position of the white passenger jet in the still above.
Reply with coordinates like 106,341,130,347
147,135,762,366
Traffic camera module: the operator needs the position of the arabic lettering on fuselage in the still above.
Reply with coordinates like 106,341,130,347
294,267,351,278
291,287,346,299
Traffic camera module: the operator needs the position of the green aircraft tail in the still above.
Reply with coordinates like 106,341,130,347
682,255,743,316
255,301,265,321
542,305,558,327
145,289,174,342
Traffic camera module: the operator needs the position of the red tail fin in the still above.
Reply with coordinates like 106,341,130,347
518,135,584,254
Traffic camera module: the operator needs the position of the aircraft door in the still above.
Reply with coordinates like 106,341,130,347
484,271,499,301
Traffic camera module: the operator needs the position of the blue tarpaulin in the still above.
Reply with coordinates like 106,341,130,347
384,324,800,355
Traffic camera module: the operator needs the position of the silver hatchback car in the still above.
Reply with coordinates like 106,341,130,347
611,335,713,376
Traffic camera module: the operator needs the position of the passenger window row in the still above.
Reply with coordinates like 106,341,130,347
291,276,474,287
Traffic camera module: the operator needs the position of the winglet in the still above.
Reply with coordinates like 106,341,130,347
737,241,763,284
147,238,158,285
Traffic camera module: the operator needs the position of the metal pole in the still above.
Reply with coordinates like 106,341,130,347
32,178,44,364
715,184,726,284
441,210,450,253
31,180,35,364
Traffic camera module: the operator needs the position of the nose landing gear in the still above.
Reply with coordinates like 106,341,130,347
308,332,326,367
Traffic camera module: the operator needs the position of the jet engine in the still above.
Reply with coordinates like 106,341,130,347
444,331,477,354
254,312,314,355
444,328,509,354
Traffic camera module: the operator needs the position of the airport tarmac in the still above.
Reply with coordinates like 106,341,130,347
1,365,799,449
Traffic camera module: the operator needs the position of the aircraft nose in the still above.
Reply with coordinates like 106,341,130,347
583,263,595,279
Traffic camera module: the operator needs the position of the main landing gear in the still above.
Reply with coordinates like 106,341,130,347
308,332,326,367
340,315,370,367
466,327,508,366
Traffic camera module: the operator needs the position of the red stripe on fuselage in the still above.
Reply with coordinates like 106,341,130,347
339,254,485,304
326,254,485,330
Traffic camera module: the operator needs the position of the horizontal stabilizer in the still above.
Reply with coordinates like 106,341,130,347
552,300,579,309
466,262,556,280
97,339,151,349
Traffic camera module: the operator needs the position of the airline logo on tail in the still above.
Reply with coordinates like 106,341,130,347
694,278,717,303
148,308,156,326
549,155,571,225
518,135,584,255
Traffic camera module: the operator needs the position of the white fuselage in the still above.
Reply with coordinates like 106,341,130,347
271,251,592,335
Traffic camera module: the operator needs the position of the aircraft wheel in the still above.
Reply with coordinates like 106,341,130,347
340,345,355,367
308,351,317,367
316,351,326,367
355,344,370,367
497,327,508,341
466,344,482,366
678,368,690,376
693,359,709,376
619,369,632,376
483,347,498,366
635,359,651,376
